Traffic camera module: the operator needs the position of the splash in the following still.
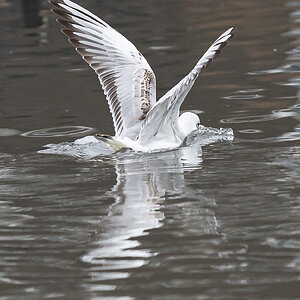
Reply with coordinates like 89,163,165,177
39,127,234,159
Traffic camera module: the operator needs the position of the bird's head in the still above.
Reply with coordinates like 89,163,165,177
178,112,201,136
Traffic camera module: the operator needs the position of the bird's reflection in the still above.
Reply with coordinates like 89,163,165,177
81,144,214,287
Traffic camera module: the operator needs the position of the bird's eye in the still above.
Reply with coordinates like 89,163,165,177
196,122,200,128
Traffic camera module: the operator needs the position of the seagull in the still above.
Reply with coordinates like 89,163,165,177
50,0,234,152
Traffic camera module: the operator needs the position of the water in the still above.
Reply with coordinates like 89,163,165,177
1,0,300,299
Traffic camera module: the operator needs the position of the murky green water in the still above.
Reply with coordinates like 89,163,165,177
1,0,300,299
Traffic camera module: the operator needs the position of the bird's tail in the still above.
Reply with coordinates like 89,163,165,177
95,134,129,152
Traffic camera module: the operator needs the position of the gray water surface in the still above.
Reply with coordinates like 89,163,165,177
1,0,300,299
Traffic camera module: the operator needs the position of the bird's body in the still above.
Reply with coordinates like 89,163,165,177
50,0,234,152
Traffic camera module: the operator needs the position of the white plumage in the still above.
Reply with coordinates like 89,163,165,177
50,0,234,152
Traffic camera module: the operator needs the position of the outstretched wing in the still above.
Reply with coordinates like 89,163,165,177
50,0,156,139
138,27,235,145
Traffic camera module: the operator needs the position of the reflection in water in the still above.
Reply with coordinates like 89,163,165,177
225,1,300,143
270,1,300,142
285,2,300,119
21,0,42,28
244,1,300,143
37,130,231,290
81,145,212,289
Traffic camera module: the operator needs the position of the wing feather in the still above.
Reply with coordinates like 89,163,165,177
50,0,156,139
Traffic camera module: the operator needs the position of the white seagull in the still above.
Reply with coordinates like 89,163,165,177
50,0,234,152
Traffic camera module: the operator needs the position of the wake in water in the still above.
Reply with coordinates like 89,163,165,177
39,126,234,160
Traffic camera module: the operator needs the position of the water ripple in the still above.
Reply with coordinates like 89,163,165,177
22,126,95,138
223,94,264,100
221,114,277,124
